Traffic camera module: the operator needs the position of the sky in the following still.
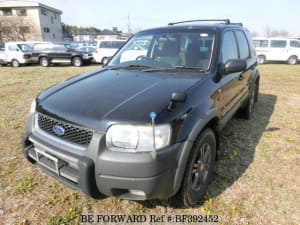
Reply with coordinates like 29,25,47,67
9,0,300,36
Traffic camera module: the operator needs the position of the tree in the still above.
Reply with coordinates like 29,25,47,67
264,26,289,37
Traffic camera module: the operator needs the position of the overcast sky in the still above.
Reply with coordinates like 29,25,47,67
10,0,300,36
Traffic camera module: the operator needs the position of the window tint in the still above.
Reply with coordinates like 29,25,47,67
270,40,286,48
222,31,238,63
236,31,250,59
254,40,269,48
112,41,125,48
99,41,112,48
290,41,300,48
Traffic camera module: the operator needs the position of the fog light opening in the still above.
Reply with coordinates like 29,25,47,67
129,189,146,197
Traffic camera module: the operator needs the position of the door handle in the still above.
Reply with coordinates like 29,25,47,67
239,74,244,80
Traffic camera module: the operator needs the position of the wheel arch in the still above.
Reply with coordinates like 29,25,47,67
172,115,221,195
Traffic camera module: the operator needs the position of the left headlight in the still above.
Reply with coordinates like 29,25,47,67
106,124,171,152
30,99,36,114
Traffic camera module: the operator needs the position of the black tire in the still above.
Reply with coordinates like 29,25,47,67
40,57,49,67
239,82,257,119
179,128,216,207
101,57,108,65
288,56,297,65
11,59,20,67
257,55,265,64
72,57,82,67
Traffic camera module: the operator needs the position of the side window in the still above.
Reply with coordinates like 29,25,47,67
112,41,124,49
100,41,112,48
254,40,269,48
290,41,300,48
221,31,238,63
270,40,287,48
236,30,250,59
8,45,17,51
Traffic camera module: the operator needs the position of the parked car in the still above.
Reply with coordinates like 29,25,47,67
253,37,300,64
22,19,260,207
0,42,38,67
33,43,93,67
93,40,126,64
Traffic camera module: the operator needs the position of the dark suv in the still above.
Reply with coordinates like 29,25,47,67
33,43,93,67
22,19,259,207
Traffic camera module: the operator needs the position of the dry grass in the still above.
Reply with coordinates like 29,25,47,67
0,64,299,225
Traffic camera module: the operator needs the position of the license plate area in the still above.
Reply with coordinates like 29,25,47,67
34,149,66,176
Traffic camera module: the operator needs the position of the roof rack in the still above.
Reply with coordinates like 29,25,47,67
168,19,243,26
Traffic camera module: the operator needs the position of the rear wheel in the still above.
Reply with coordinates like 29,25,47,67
257,55,265,64
239,82,258,119
179,128,216,207
72,57,82,67
40,57,49,67
11,59,20,67
288,56,297,65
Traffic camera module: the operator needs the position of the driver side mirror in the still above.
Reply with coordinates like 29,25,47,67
223,59,247,74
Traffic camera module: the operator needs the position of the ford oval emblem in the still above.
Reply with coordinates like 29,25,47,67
52,125,65,136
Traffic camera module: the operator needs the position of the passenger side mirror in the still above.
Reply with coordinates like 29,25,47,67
223,59,247,74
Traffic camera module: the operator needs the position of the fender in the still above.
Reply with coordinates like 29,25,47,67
172,105,220,194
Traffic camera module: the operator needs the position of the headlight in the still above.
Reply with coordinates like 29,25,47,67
30,99,36,114
106,124,171,152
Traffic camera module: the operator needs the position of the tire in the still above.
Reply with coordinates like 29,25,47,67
179,128,216,207
11,59,20,67
288,56,297,65
101,57,108,65
40,57,49,67
72,57,82,67
257,55,265,64
239,82,257,119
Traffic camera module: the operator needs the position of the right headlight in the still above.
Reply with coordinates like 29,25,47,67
106,124,171,152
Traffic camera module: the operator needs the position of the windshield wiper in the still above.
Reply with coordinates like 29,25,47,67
142,66,206,72
108,64,154,70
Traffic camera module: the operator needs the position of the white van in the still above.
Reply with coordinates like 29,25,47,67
93,40,126,64
253,37,300,64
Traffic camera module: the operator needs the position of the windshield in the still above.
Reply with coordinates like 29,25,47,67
108,29,215,71
17,44,33,52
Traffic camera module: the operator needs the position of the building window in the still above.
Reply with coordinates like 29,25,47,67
16,9,27,16
41,9,47,15
51,16,53,24
19,26,30,33
0,8,13,16
53,33,55,39
43,27,50,33
54,13,57,19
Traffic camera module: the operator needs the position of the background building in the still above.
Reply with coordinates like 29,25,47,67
0,0,63,42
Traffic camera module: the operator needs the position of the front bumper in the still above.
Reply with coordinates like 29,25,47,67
22,113,186,200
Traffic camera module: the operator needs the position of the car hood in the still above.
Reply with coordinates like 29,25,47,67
37,68,205,131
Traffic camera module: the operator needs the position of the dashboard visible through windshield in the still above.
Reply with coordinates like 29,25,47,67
108,29,216,71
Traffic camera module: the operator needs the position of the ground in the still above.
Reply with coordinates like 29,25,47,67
0,64,299,225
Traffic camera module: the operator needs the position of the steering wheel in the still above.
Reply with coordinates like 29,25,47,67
136,55,151,61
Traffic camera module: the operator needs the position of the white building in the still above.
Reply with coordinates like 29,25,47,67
0,0,63,42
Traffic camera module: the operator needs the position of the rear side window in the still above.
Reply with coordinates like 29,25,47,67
235,30,250,59
254,40,269,48
270,40,287,48
221,31,238,63
99,41,112,48
112,41,124,48
290,41,300,48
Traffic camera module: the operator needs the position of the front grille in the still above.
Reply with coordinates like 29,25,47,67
37,113,93,146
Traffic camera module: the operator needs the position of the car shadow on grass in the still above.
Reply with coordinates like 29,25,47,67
139,92,277,209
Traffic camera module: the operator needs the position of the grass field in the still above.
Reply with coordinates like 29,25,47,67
0,64,299,225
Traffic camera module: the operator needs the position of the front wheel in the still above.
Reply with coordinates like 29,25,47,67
101,57,108,65
72,57,82,67
257,55,265,64
179,128,216,207
11,59,20,67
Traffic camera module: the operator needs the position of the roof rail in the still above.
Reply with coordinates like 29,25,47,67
168,19,231,26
